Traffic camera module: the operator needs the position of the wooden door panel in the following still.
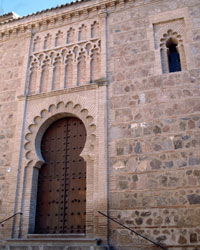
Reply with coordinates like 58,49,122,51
35,117,86,234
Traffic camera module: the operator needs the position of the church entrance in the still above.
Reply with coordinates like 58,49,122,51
34,117,87,234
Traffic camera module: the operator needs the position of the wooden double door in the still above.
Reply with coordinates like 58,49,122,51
35,117,86,234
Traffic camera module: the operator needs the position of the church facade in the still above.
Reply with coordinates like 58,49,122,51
0,0,200,249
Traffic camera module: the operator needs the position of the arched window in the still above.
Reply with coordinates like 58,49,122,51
160,30,187,74
166,38,181,73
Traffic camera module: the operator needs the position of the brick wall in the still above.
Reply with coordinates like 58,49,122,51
0,35,29,239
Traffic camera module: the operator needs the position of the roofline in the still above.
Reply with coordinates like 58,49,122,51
0,0,92,25
0,11,20,23
0,12,14,17
0,0,171,36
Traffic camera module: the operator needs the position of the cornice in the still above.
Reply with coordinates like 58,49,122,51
0,0,110,40
17,80,108,101
0,0,196,41
0,0,131,41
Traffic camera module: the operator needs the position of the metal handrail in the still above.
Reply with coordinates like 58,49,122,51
0,212,23,227
98,211,168,250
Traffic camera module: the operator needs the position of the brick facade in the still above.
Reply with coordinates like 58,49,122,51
0,0,200,249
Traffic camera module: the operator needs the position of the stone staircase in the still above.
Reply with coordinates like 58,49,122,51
0,235,108,250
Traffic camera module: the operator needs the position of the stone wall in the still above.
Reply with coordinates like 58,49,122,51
0,33,29,239
108,0,200,249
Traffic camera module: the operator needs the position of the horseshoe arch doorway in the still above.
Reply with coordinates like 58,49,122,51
34,116,87,234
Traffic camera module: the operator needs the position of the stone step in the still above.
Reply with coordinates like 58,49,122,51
2,247,106,250
27,234,86,239
2,237,108,250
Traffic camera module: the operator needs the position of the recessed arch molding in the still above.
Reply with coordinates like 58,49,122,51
24,100,97,169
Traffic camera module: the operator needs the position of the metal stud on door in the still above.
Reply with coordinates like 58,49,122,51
35,117,86,234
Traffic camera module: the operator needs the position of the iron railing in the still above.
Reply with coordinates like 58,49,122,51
0,212,22,227
98,211,168,250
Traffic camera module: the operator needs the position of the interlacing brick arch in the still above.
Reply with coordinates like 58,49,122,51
28,39,101,93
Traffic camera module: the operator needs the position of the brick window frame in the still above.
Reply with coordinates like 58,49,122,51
147,8,194,75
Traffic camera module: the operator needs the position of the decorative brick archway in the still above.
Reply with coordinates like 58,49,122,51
24,101,97,236
15,90,108,241
24,101,97,169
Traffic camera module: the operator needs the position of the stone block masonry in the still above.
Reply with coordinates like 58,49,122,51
107,0,200,248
